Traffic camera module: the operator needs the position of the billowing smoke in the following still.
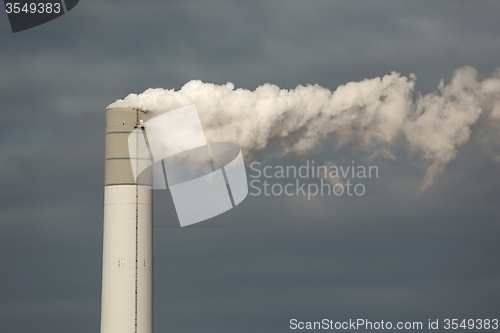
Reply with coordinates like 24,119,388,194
108,66,500,191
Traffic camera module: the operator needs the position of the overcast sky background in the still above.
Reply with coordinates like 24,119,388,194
1,1,500,332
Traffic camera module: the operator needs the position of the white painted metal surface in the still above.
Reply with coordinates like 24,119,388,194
101,185,152,333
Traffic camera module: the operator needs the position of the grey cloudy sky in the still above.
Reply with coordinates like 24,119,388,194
1,1,500,332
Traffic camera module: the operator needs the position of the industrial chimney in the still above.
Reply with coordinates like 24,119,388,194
100,107,153,333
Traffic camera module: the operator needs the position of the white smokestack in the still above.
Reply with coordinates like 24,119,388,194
108,66,500,191
101,108,153,333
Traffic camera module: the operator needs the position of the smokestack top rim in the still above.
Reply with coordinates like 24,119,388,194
106,106,149,113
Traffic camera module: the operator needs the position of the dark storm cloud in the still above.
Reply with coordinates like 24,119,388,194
0,1,500,332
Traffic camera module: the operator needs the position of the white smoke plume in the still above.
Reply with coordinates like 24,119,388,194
108,66,500,191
